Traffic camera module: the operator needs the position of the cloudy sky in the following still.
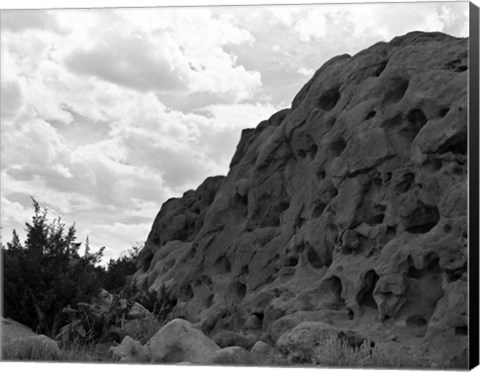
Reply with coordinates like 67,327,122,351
0,1,469,263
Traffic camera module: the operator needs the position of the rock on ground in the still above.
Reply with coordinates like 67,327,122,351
110,336,150,363
146,318,220,364
2,318,60,360
204,346,252,365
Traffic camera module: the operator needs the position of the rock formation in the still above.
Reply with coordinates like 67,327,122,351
133,31,468,368
1,317,61,360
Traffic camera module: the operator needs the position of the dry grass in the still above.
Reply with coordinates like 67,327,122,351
254,350,292,367
57,343,100,362
2,337,61,361
312,335,428,369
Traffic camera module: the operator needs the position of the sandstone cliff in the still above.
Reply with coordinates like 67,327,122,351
133,31,468,367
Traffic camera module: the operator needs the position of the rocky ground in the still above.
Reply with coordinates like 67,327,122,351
132,31,469,369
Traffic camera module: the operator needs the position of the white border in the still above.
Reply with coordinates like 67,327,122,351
0,0,476,10
1,1,478,372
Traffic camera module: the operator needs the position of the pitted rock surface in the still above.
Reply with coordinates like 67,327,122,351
133,32,468,368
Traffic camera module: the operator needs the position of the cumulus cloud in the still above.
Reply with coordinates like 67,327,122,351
66,32,187,93
0,80,23,118
0,2,469,261
0,10,65,34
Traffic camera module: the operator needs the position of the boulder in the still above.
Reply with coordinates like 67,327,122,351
211,330,257,349
146,318,220,364
204,346,252,365
2,334,60,361
1,317,60,361
110,336,150,363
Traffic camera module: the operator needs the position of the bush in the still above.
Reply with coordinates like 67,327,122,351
2,199,104,337
125,282,177,326
102,247,140,294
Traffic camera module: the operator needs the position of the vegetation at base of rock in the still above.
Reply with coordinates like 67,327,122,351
102,247,140,294
311,334,428,369
132,284,178,325
1,198,166,342
2,198,104,337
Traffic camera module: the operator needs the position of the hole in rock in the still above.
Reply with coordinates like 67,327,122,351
286,256,299,267
406,315,427,328
408,253,441,279
241,265,249,275
373,177,382,187
307,245,323,269
455,326,468,336
406,108,427,128
384,226,397,243
297,149,307,158
251,312,265,330
347,309,354,320
233,195,248,220
455,65,467,72
367,213,385,225
231,282,247,299
447,267,465,282
436,132,467,155
296,217,307,229
383,77,409,104
317,170,326,179
318,87,341,111
366,111,376,120
312,203,327,219
422,157,443,172
439,107,450,117
322,276,344,309
356,270,379,309
279,201,290,213
142,253,154,272
215,256,232,274
330,137,347,157
152,236,161,245
395,172,415,193
309,143,318,157
374,60,388,76
384,172,392,182
295,243,306,254
405,204,440,234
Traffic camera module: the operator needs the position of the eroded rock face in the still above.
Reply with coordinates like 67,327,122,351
134,32,468,368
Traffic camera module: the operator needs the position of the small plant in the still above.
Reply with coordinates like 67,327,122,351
129,282,177,326
312,334,428,368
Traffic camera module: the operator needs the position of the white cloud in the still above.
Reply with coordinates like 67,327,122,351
294,8,328,42
0,10,65,34
65,32,187,93
298,67,314,76
0,2,469,262
0,80,23,118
